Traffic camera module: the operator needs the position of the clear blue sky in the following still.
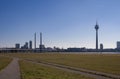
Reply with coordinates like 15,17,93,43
0,0,120,49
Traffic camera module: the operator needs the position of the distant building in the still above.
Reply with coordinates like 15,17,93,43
21,42,28,49
39,45,45,51
67,47,86,52
46,47,53,52
100,43,103,50
25,42,28,49
29,40,32,49
117,41,120,49
15,43,20,49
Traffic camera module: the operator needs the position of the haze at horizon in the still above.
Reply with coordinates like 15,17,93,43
0,0,120,49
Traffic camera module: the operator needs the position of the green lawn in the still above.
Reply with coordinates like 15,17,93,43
0,56,12,71
20,60,93,79
3,53,120,75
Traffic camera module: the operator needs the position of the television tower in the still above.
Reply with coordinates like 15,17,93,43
95,21,99,50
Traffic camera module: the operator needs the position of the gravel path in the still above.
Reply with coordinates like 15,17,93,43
0,58,20,79
25,59,120,79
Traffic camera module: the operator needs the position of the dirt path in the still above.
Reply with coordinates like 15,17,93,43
0,58,20,79
25,59,120,79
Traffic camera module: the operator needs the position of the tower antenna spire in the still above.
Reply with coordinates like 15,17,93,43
96,19,98,25
96,20,98,25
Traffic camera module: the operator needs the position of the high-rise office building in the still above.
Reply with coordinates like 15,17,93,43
117,41,120,49
100,43,103,50
29,40,32,49
15,43,20,49
25,42,28,49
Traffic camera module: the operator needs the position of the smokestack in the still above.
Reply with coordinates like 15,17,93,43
40,32,42,46
34,33,36,49
40,32,42,52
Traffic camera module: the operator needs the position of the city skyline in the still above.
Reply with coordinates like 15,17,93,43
0,0,120,49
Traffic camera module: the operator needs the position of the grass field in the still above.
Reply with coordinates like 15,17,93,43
19,60,93,79
2,53,120,75
0,56,12,71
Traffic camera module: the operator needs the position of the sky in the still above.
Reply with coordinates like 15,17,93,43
0,0,120,49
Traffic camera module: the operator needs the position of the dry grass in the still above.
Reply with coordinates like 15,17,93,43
19,60,93,79
0,56,12,71
3,53,120,75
